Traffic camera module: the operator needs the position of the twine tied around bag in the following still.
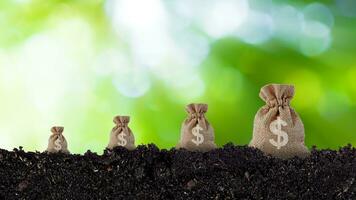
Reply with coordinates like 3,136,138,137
112,116,130,135
186,103,208,130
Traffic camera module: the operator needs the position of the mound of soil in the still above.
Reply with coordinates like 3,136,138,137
0,144,355,199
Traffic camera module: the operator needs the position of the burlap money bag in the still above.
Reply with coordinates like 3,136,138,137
46,126,70,154
249,84,309,159
176,103,217,152
107,116,135,150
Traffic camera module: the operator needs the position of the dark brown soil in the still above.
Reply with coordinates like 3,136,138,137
0,144,355,200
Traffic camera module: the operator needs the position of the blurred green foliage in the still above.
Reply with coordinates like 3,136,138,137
0,0,355,153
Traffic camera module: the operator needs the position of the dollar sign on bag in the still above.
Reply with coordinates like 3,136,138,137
191,124,204,146
54,137,62,151
117,131,127,146
269,116,289,149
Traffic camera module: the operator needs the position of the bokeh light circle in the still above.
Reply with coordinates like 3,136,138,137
236,11,274,44
300,20,331,56
303,3,334,27
200,0,249,38
272,5,303,43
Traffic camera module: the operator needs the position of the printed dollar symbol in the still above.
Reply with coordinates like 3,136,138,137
191,124,204,146
269,116,289,149
54,137,62,151
117,131,127,146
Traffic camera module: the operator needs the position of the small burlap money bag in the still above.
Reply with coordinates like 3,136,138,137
46,126,70,154
107,116,135,150
249,84,309,159
176,103,217,152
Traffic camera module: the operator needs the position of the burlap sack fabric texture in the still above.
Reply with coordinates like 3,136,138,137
249,84,310,159
176,103,217,152
46,126,70,154
107,116,135,150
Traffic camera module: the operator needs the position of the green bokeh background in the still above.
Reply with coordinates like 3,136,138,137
0,0,355,153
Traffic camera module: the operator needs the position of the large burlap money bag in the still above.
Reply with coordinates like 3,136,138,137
46,126,70,154
107,116,135,150
249,84,309,159
176,103,217,152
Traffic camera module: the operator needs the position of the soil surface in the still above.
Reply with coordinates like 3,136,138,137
0,144,355,200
